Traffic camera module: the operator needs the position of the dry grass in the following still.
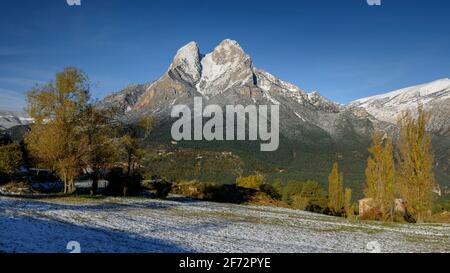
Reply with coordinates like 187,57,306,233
1,181,32,194
246,191,289,208
427,212,450,224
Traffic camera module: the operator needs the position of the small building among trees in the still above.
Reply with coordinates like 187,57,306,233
359,198,407,219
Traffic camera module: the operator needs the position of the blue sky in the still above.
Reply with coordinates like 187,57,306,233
0,0,449,111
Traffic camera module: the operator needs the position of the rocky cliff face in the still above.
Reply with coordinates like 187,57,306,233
100,84,150,114
196,39,254,96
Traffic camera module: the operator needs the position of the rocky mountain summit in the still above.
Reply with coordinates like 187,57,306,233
103,39,364,143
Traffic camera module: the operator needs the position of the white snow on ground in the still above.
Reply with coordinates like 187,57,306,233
0,196,448,253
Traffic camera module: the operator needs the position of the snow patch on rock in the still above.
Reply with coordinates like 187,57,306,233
169,41,202,85
196,39,254,95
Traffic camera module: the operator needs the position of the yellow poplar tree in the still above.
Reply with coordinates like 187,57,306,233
328,162,344,215
397,106,435,222
364,132,396,221
344,188,353,219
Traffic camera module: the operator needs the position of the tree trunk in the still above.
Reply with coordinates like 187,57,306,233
123,183,128,197
64,178,69,194
91,171,98,196
127,150,133,177
67,178,76,194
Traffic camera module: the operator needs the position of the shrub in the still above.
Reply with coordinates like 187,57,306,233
236,175,265,189
272,179,284,195
152,178,172,199
259,183,281,200
281,180,304,204
1,181,32,194
171,180,209,199
426,212,450,224
306,203,328,214
0,144,23,183
359,207,383,221
105,168,142,196
282,180,328,213
432,196,450,214
208,184,255,203
291,194,310,210
173,181,255,204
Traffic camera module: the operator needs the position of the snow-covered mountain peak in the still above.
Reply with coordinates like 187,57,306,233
214,39,246,56
206,39,251,68
170,41,200,67
168,41,202,84
196,39,254,95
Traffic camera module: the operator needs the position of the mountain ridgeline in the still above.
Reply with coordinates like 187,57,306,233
3,40,449,197
96,39,450,196
0,112,32,131
97,40,369,195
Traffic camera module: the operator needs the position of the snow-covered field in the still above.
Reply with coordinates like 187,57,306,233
0,196,448,253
